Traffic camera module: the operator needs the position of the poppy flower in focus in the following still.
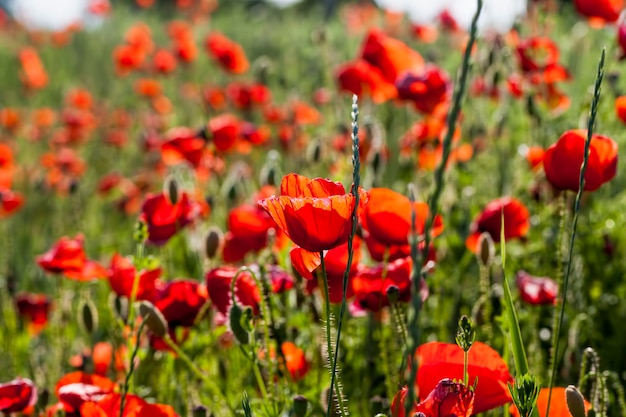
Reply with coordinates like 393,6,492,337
258,173,357,253
107,254,161,301
396,65,451,114
139,192,203,245
281,342,309,381
394,378,474,417
574,0,623,25
80,392,180,417
154,279,208,328
543,129,618,192
205,32,249,74
415,341,513,414
37,234,107,281
15,293,53,334
55,372,116,413
361,188,443,248
510,387,590,417
516,270,558,305
0,378,37,414
465,197,530,253
205,265,261,315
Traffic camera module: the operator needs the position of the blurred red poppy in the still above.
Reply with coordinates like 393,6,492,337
521,145,545,170
0,378,37,414
154,279,208,327
616,95,626,123
15,293,52,334
281,341,309,381
153,49,177,74
222,204,277,262
80,392,179,417
352,256,428,312
205,32,249,74
19,47,48,91
543,129,618,192
618,19,626,60
37,234,107,281
465,197,530,253
205,113,242,152
226,82,271,111
160,128,206,169
396,65,451,114
361,188,443,248
360,29,424,84
336,59,397,103
510,387,590,417
415,341,513,414
574,0,623,24
516,270,558,305
205,265,261,315
55,372,116,413
139,192,203,245
0,190,24,217
107,253,161,301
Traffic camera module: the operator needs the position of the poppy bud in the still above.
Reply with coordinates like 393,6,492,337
525,95,541,124
306,138,323,164
163,176,181,206
566,385,587,417
228,302,254,345
110,293,129,322
477,232,495,267
133,220,148,244
138,300,168,338
79,298,98,334
205,226,223,260
192,405,207,417
293,395,308,417
455,315,475,352
507,373,541,417
386,285,400,303
369,395,387,415
260,150,281,187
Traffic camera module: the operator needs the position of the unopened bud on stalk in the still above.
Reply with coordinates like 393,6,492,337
508,374,541,417
293,395,308,417
566,385,587,417
477,232,495,267
79,298,98,334
163,176,181,206
192,405,207,417
133,220,148,244
455,315,475,352
386,285,400,303
228,303,254,345
306,138,323,164
138,301,168,338
204,226,223,260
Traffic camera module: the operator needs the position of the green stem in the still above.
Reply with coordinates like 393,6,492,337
405,2,483,413
119,320,146,417
546,48,605,417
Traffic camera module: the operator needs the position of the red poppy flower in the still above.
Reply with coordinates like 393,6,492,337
360,29,424,83
0,378,37,413
55,372,116,413
15,293,53,334
259,173,357,253
205,265,261,315
510,387,590,417
616,95,626,122
618,20,626,60
139,192,203,245
205,32,249,74
80,392,178,417
417,378,474,417
516,37,561,74
113,44,143,76
37,234,107,281
516,270,558,305
352,256,428,312
574,0,623,24
0,190,24,217
361,188,443,248
19,47,48,91
205,113,242,152
521,145,545,170
281,342,309,381
293,238,360,304
107,254,161,302
226,82,271,110
66,88,93,110
154,280,208,328
465,197,530,253
396,65,451,114
336,60,398,103
415,341,513,414
160,128,206,169
222,204,277,263
543,129,617,192
152,49,177,74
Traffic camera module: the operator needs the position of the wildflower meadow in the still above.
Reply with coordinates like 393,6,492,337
1,0,626,416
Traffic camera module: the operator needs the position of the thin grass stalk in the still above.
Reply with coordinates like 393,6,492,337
119,320,146,417
404,0,482,412
545,48,605,417
327,94,361,417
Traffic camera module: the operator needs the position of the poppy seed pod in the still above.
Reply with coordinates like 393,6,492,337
204,226,223,260
477,232,495,267
138,300,168,338
163,176,181,206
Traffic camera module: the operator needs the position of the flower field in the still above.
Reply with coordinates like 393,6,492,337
1,0,626,416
